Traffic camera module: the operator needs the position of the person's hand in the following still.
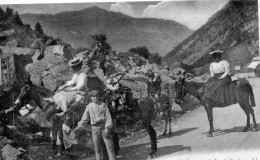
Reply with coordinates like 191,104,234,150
104,127,112,139
62,124,71,134
56,112,65,117
6,107,15,113
155,94,159,99
58,86,65,91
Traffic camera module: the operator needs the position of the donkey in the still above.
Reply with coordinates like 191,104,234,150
174,77,257,137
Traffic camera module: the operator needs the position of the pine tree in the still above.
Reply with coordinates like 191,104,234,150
35,22,43,34
14,12,23,25
0,7,5,21
5,7,13,20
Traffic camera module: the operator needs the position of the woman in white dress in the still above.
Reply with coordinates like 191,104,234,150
203,50,238,106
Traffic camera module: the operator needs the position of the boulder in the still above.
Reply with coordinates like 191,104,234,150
5,39,18,47
26,55,70,90
31,49,43,62
0,137,11,149
0,54,28,108
0,29,15,37
44,45,74,61
1,144,21,160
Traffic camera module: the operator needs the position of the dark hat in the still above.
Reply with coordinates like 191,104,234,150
89,90,100,97
209,50,223,56
148,72,154,77
68,57,83,67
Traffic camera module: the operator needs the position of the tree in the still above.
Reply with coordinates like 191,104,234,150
0,7,5,21
5,7,13,20
91,33,111,55
14,12,23,25
128,46,150,59
148,53,162,65
35,22,43,34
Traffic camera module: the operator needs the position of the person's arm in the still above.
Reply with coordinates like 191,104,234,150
87,45,98,64
219,60,230,79
67,73,87,91
59,74,77,90
104,103,113,129
209,63,215,77
77,105,91,128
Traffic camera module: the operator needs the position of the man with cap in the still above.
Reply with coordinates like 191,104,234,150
147,71,164,117
43,56,89,116
203,50,239,105
75,90,116,160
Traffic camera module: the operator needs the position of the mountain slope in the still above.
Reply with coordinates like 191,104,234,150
21,6,193,56
163,0,258,74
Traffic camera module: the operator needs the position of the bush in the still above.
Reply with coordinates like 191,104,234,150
148,53,161,65
129,46,150,59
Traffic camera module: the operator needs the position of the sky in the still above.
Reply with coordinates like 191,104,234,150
0,0,229,30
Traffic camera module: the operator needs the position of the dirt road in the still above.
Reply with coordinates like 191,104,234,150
118,78,260,160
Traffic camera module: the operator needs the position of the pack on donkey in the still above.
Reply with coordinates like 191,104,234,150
102,74,133,156
174,50,257,137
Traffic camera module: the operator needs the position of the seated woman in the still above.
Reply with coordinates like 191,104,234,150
203,50,239,106
43,56,89,116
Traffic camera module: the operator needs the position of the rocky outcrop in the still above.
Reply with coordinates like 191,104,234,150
26,55,71,90
44,44,75,61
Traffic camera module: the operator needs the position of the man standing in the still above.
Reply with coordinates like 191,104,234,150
75,90,116,160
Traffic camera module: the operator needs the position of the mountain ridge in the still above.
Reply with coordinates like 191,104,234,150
20,6,193,56
163,0,258,75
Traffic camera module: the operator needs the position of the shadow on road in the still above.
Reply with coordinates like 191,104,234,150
157,127,198,140
118,142,191,160
202,123,260,137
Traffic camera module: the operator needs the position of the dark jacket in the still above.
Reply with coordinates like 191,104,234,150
147,77,161,96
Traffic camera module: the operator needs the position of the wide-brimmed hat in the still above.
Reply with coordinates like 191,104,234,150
89,90,100,97
68,57,83,67
209,50,223,56
148,71,155,77
105,75,123,91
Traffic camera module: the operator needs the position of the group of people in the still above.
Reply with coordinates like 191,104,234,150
40,47,242,160
0,40,245,160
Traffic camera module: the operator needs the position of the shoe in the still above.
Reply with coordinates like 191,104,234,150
43,97,54,103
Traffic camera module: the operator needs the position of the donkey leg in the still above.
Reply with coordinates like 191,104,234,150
113,132,120,156
168,110,172,135
51,128,58,155
144,124,157,159
163,115,168,136
58,125,65,152
248,107,257,132
239,104,250,132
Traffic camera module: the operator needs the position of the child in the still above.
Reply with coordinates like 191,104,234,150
75,90,116,160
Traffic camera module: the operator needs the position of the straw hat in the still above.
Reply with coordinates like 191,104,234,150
68,57,83,67
209,50,223,55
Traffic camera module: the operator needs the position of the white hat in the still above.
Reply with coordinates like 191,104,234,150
105,74,123,91
209,50,223,55
68,57,83,67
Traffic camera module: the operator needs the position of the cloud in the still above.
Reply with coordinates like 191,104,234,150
110,2,136,17
142,0,229,30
